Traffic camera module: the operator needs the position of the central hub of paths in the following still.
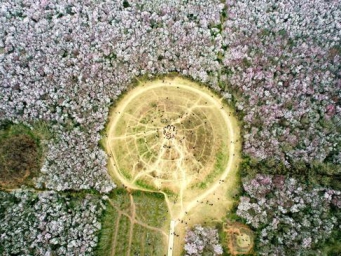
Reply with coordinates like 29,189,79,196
104,77,241,256
163,125,176,140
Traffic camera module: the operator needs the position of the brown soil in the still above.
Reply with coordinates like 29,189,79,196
0,134,40,189
224,222,255,255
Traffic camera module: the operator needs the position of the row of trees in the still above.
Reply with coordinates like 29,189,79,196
241,155,341,190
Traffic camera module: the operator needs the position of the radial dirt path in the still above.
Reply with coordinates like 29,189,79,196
104,76,241,256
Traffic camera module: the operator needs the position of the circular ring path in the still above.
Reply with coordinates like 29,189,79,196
106,78,231,193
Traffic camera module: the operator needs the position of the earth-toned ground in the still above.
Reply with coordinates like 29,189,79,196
104,76,241,255
107,77,231,193
224,222,254,255
0,125,42,190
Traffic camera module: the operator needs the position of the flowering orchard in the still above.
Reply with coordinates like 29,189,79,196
0,190,104,255
1,0,340,189
184,225,223,255
0,0,340,255
223,0,341,164
237,174,341,255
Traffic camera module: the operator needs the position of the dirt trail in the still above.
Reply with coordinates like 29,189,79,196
108,197,169,255
110,213,121,256
167,220,176,256
105,77,241,256
108,199,168,237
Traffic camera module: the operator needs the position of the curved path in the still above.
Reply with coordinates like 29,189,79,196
104,77,241,256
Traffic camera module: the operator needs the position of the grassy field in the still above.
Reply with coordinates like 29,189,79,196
105,77,235,193
96,189,169,256
115,215,131,255
131,224,166,256
195,144,229,189
133,191,169,228
96,200,119,256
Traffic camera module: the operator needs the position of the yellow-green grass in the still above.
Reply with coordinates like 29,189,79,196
96,190,169,256
106,78,233,193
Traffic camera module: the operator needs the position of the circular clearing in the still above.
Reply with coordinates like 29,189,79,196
106,78,232,194
225,222,254,255
0,131,40,189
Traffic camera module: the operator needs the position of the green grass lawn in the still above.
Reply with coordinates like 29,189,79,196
133,191,169,228
95,200,119,256
96,190,169,256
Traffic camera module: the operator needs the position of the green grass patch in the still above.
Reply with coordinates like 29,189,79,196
115,215,131,255
130,224,147,255
150,102,157,108
97,190,169,256
0,121,53,151
137,138,149,156
110,189,131,212
135,179,155,191
162,188,176,197
131,224,166,255
119,168,132,181
140,117,149,124
112,118,127,136
195,144,229,189
216,222,230,256
132,125,145,133
134,191,169,228
95,201,118,256
144,150,153,160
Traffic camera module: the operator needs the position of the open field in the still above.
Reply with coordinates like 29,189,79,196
96,189,169,256
107,78,231,193
103,76,241,255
